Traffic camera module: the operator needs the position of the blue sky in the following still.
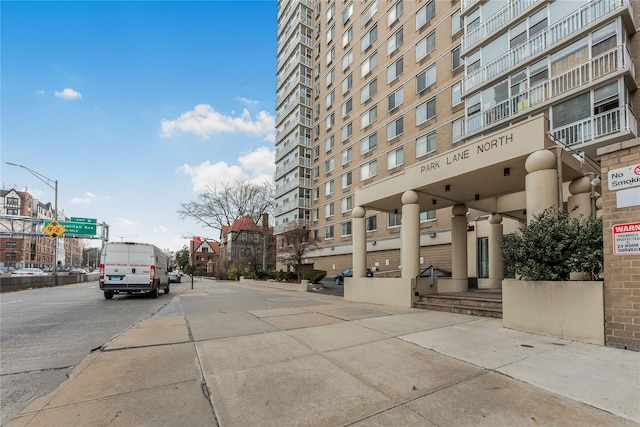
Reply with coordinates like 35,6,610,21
1,1,278,252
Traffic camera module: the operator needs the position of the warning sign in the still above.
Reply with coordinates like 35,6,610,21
612,222,640,255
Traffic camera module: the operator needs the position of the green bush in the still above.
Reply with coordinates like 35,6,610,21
228,268,240,281
302,270,327,284
502,208,603,281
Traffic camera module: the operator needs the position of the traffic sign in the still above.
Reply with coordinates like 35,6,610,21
43,221,66,239
44,220,96,236
70,217,97,224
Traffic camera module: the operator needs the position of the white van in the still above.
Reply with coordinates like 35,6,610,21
99,242,171,300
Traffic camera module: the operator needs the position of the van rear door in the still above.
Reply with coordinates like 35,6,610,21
103,243,152,287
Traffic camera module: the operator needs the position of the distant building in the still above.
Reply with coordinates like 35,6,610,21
192,238,220,274
219,213,276,276
1,188,81,269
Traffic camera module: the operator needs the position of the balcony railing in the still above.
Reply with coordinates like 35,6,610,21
276,135,311,161
276,91,312,125
275,156,312,180
465,44,634,135
464,0,627,94
275,198,311,215
275,218,311,234
463,0,542,53
461,0,481,14
275,177,312,196
549,104,637,147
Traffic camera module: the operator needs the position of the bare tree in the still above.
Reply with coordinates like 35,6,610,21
276,224,321,280
177,181,275,234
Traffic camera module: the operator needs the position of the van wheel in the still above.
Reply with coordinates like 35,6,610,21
164,284,170,294
151,286,159,298
104,291,114,300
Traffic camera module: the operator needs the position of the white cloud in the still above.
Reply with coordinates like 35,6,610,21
237,96,259,106
117,217,138,226
160,104,275,141
70,192,97,205
55,88,83,100
178,146,275,192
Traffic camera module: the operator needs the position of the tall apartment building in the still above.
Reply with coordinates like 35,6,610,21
274,0,637,284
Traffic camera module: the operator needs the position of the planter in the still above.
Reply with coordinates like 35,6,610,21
502,279,604,345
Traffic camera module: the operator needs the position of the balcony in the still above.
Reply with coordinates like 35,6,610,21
276,135,311,161
464,0,629,94
549,104,637,156
465,44,635,135
275,177,312,197
463,0,542,53
275,156,312,180
276,74,312,107
276,91,312,126
275,218,310,234
276,115,312,142
275,198,311,215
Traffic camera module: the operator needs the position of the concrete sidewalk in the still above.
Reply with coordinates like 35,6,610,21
9,280,640,426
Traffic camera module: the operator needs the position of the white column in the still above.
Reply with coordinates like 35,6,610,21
487,213,503,289
352,206,367,278
450,203,469,292
401,191,420,279
525,150,558,222
568,175,592,219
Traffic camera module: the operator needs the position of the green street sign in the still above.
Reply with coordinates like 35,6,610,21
70,217,97,224
44,220,96,236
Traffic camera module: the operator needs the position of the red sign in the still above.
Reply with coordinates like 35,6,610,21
193,236,201,241
613,222,640,255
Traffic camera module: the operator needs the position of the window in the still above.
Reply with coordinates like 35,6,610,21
342,74,353,94
343,2,353,24
313,208,319,221
361,0,378,26
478,237,489,278
341,147,353,165
6,253,16,260
361,51,378,78
342,98,353,117
387,57,403,83
313,166,320,179
360,160,377,180
7,197,19,206
325,157,335,173
341,122,352,141
388,28,403,54
313,187,320,199
388,87,403,111
388,1,403,27
416,32,435,62
5,241,17,248
325,202,335,217
342,26,353,47
326,46,335,65
326,68,335,86
342,49,353,71
360,105,377,128
313,145,320,159
361,133,378,154
452,117,464,142
341,196,352,213
326,90,335,108
451,81,462,106
387,147,404,169
326,112,335,130
388,212,402,227
416,131,436,157
366,215,377,231
341,221,352,236
387,117,404,140
416,98,436,124
326,24,335,44
326,3,335,21
416,0,435,31
420,210,436,221
452,46,462,70
360,78,377,103
325,135,335,152
451,10,462,34
325,225,334,239
325,179,335,195
342,171,352,188
416,65,436,92
361,24,378,52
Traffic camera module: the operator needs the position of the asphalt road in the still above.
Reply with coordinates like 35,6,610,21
0,279,187,425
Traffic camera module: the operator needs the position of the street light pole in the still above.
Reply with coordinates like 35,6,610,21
6,162,59,286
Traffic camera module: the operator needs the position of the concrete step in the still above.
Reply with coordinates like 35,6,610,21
415,294,503,318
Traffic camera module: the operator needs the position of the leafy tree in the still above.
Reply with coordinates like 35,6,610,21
175,245,191,270
276,225,321,280
177,181,275,234
502,208,603,281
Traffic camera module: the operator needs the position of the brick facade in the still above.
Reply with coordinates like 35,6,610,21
598,138,640,351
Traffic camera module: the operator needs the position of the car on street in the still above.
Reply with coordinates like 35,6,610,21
418,266,452,278
11,268,47,276
334,267,373,285
68,268,88,275
168,270,182,283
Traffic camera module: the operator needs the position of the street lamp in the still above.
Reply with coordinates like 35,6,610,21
6,162,59,285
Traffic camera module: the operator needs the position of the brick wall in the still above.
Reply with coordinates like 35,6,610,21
598,138,640,351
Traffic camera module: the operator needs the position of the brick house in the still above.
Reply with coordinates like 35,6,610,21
219,214,275,276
